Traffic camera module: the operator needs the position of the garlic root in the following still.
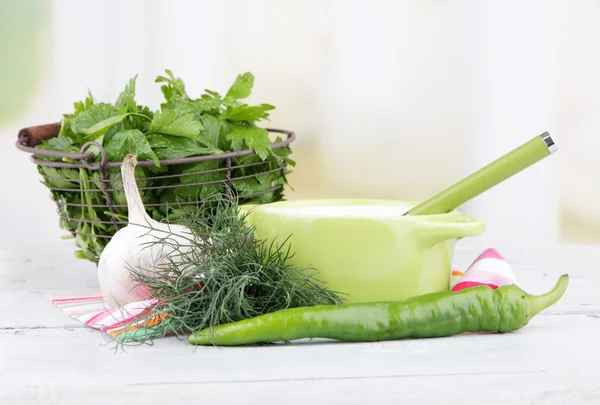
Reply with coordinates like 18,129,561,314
97,154,196,307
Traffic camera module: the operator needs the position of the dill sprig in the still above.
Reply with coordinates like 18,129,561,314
117,195,344,345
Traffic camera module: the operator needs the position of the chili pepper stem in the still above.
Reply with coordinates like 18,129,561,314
525,273,569,321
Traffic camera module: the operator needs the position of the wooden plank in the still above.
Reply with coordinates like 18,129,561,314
0,241,97,328
2,371,600,405
1,314,599,404
1,243,599,404
1,314,598,384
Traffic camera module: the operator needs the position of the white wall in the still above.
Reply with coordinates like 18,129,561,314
462,0,561,249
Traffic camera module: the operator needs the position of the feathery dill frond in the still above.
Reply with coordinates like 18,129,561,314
118,194,343,345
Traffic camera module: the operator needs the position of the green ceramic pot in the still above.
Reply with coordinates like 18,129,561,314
240,199,485,304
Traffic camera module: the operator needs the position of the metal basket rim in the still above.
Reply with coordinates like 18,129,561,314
16,126,295,170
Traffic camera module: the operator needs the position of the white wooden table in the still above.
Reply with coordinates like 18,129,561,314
1,241,599,404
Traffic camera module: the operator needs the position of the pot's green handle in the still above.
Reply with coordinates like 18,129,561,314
406,133,557,216
417,213,486,247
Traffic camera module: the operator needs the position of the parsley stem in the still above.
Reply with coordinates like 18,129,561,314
129,112,153,121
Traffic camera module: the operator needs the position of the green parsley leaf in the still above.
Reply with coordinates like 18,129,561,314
199,115,223,150
131,105,154,133
227,126,272,160
115,74,138,112
155,69,188,102
105,129,160,167
147,134,216,160
225,103,275,122
192,97,223,115
225,72,254,100
37,134,78,153
272,136,296,166
163,96,222,119
73,91,94,115
57,115,80,143
181,160,225,200
73,103,120,140
158,161,225,208
204,89,222,98
148,109,204,139
162,96,195,115
80,113,129,136
59,91,95,143
40,167,81,189
234,173,276,203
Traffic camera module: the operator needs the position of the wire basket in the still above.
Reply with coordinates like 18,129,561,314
16,123,295,263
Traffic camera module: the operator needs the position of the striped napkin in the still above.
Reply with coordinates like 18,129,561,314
49,295,164,343
50,248,516,342
450,248,516,291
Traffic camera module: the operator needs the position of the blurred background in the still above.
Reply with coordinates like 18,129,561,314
1,0,598,252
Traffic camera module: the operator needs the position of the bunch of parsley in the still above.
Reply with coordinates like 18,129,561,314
34,71,294,261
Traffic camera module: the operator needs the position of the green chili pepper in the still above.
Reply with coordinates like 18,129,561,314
188,274,568,346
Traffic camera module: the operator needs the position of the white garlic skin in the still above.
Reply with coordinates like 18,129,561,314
97,154,195,307
97,221,193,307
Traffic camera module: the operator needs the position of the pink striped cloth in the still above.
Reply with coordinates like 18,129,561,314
49,295,161,342
50,248,516,342
450,248,516,291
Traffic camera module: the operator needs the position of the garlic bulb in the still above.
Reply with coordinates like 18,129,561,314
97,154,195,307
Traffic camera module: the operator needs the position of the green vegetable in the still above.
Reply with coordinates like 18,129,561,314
33,71,293,261
187,274,569,346
74,103,120,140
147,109,204,139
227,125,273,160
106,129,160,167
115,195,342,344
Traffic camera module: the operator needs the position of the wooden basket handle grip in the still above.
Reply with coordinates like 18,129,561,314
18,123,61,147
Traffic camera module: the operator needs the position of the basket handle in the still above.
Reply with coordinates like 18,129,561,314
16,122,95,162
18,123,61,147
